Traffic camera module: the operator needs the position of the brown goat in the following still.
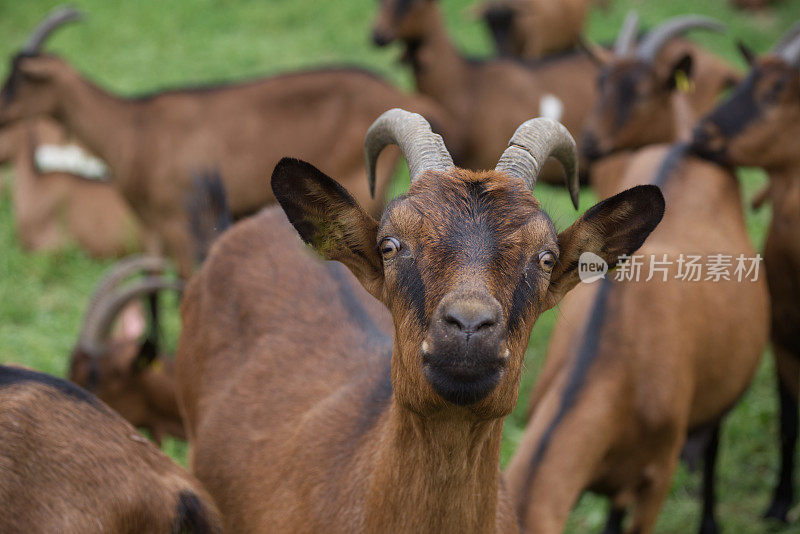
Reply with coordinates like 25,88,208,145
0,364,222,533
581,13,742,173
476,0,599,59
0,117,143,257
69,256,185,446
0,7,457,276
176,109,664,532
371,0,599,184
505,143,769,534
692,24,800,523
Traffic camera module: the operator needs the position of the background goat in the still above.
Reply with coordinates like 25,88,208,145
0,117,142,257
0,7,458,276
0,364,222,533
69,256,184,446
692,24,800,524
506,143,768,534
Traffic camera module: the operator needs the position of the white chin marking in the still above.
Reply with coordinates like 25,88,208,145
35,144,109,180
502,348,510,359
539,94,564,123
421,341,429,353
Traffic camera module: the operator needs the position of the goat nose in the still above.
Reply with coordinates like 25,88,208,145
443,301,500,335
371,30,392,47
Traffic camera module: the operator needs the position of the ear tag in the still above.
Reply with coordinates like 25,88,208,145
675,70,694,94
149,359,164,373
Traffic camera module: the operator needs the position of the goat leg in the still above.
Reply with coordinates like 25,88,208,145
764,345,800,523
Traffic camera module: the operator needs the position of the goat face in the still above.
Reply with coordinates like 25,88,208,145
693,57,800,168
68,340,157,429
0,55,63,127
372,0,433,47
273,157,663,418
581,55,693,161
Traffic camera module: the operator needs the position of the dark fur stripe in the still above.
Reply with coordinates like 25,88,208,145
0,365,102,408
171,490,215,534
517,278,612,517
652,142,690,188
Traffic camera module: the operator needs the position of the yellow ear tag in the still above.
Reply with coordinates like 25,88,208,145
150,359,164,373
675,70,694,94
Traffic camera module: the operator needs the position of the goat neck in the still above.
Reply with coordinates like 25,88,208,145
363,401,510,531
403,5,471,118
52,66,136,182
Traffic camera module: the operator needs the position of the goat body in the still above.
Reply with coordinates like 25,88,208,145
0,118,142,257
0,364,222,533
1,56,454,275
506,146,768,534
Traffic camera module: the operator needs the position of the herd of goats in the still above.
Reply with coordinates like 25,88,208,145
2,0,800,532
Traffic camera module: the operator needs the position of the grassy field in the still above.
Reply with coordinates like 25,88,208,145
1,0,799,531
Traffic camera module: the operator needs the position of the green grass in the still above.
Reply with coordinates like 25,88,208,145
1,0,799,531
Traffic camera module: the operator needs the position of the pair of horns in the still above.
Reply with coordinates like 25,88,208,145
614,12,726,61
773,21,800,67
22,5,83,55
365,109,579,208
77,256,183,357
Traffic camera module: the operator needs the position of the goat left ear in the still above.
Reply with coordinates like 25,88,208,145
272,158,384,299
665,54,694,91
545,184,665,308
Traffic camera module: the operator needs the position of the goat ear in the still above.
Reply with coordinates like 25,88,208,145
736,40,756,67
665,54,693,91
545,185,665,308
272,158,384,298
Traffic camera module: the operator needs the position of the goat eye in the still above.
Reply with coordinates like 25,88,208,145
538,251,556,273
379,237,401,260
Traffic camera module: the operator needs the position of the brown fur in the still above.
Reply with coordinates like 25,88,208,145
477,0,597,59
372,0,598,183
0,118,142,257
176,148,664,532
505,146,769,534
0,55,456,276
693,52,800,521
0,365,221,533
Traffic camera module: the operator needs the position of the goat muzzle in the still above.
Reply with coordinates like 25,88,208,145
421,291,507,406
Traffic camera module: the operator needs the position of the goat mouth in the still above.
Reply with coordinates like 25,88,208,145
422,352,506,406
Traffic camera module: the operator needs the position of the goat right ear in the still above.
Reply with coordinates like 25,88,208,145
271,158,384,298
545,184,665,308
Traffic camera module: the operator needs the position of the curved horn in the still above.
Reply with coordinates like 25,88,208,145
78,256,171,353
79,277,184,357
775,22,800,67
772,21,800,55
22,6,84,55
495,118,579,209
614,12,640,56
364,108,454,197
636,16,726,63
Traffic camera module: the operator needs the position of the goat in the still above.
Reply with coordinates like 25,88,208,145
691,23,800,524
69,256,185,446
0,117,143,257
0,7,458,277
581,13,741,182
175,108,665,532
505,141,768,534
371,0,600,184
476,0,601,59
0,364,222,533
